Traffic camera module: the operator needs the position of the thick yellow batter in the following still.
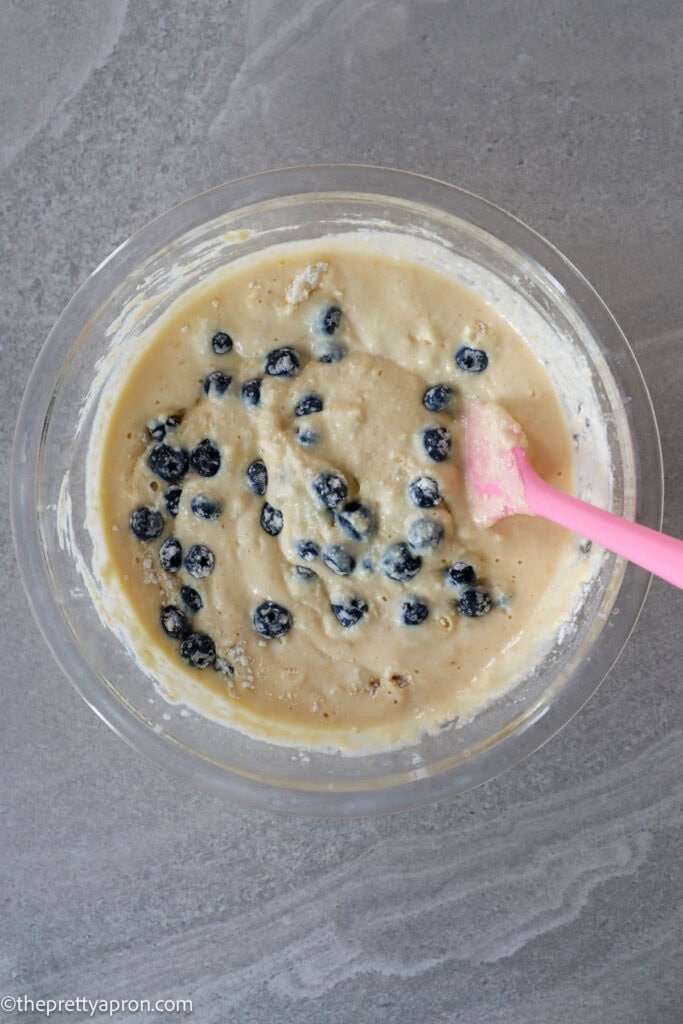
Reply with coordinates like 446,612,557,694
87,238,588,750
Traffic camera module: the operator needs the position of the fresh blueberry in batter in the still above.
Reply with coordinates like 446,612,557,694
457,588,492,617
295,393,324,417
446,561,477,587
264,346,300,378
148,443,189,483
315,340,347,363
422,426,452,462
322,544,356,576
180,584,203,613
164,486,182,518
382,542,422,582
336,500,376,541
400,596,430,626
294,565,318,581
190,438,221,477
203,371,232,397
407,518,445,551
331,597,369,628
252,601,293,639
160,604,190,640
190,495,222,521
319,305,342,335
296,539,320,561
241,378,262,408
261,502,284,536
159,536,183,572
456,346,488,372
246,459,268,496
211,331,233,355
312,470,348,511
180,632,216,668
423,384,453,412
149,416,181,440
148,420,167,442
408,476,441,508
129,506,164,540
297,427,320,448
183,543,215,578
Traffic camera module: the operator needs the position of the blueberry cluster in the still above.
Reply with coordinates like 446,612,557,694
445,560,492,617
157,590,224,671
126,330,240,668
130,314,496,662
147,413,182,443
242,310,494,632
141,522,225,669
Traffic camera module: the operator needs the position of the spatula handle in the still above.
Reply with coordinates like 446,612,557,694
515,448,683,589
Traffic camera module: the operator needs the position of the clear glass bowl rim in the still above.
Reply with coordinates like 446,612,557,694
10,164,663,816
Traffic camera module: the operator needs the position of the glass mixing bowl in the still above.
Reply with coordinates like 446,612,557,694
10,165,662,815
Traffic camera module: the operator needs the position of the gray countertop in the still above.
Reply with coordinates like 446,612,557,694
1,3,681,1022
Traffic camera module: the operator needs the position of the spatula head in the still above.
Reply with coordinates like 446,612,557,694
462,399,531,528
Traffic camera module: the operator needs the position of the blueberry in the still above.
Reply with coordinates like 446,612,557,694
160,604,190,640
261,502,284,536
423,384,453,412
212,331,233,354
315,340,347,363
297,427,319,448
241,378,262,408
319,305,342,335
408,476,441,508
252,601,293,639
159,536,183,572
296,539,320,561
148,443,189,483
165,414,182,431
162,487,182,519
184,543,215,578
400,596,430,626
246,459,268,496
407,518,445,551
331,596,368,628
180,632,216,668
457,588,492,617
294,565,318,581
190,495,222,521
423,426,452,462
264,346,300,378
322,544,356,576
312,470,348,511
382,542,422,582
215,656,234,677
180,584,203,612
446,561,477,587
295,393,324,417
130,506,164,540
203,371,232,397
336,500,376,541
148,420,166,442
456,346,488,372
190,438,221,477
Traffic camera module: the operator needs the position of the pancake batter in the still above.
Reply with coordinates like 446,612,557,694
86,238,589,750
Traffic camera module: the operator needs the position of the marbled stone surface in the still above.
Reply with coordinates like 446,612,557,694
1,3,681,1022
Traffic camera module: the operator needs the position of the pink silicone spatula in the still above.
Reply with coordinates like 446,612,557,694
462,399,683,589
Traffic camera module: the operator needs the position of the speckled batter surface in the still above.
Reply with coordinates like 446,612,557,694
87,238,588,750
